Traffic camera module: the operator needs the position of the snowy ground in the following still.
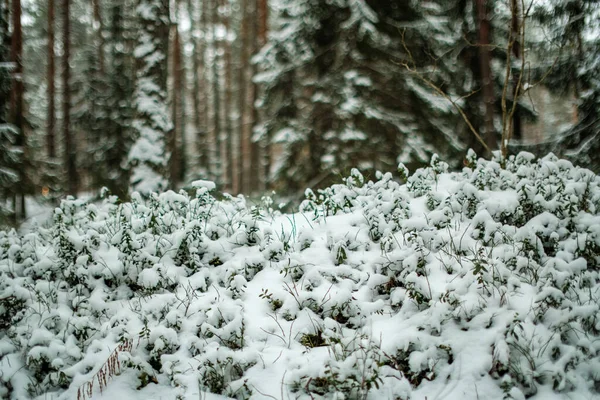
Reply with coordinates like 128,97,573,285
1,153,600,400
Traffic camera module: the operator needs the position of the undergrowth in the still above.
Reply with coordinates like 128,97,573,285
0,152,599,399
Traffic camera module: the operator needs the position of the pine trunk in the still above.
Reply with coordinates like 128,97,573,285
223,0,236,193
10,0,25,219
211,0,224,185
189,0,208,174
129,0,171,193
47,0,56,158
92,0,104,74
216,0,229,189
170,25,182,185
475,0,496,155
10,0,23,148
239,0,256,194
510,0,522,141
0,1,7,47
253,0,268,191
63,0,78,195
176,21,186,183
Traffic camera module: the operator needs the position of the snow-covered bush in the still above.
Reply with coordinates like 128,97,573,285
1,152,599,400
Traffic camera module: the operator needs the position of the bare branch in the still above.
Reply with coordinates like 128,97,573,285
398,30,492,155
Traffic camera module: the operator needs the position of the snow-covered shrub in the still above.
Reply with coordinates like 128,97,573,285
1,152,600,400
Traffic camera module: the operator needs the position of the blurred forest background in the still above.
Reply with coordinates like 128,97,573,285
0,0,598,223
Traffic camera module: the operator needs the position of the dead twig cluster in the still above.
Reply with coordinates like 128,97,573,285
76,339,134,400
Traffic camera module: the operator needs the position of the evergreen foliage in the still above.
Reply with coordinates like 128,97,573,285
5,0,598,209
127,0,172,194
256,0,468,192
0,4,22,224
81,0,134,200
532,0,600,171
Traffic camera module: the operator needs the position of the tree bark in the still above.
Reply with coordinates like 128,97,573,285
10,0,23,144
10,0,23,145
92,0,105,74
475,0,496,155
510,0,522,141
215,0,229,189
47,0,56,158
10,0,25,219
212,0,225,184
254,0,268,191
189,0,208,174
128,0,171,193
63,0,78,195
204,0,218,181
257,0,268,45
0,1,7,48
222,0,235,193
237,0,255,194
170,24,182,185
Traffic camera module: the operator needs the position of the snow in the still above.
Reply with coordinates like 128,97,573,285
191,180,217,191
1,153,600,400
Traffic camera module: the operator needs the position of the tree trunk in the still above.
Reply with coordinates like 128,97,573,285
128,0,171,193
204,0,218,181
222,0,235,193
212,0,224,184
475,0,496,155
10,0,25,219
237,0,255,194
189,0,208,174
10,0,23,147
0,1,7,48
176,19,186,183
253,0,268,191
63,0,78,195
92,0,105,74
107,0,130,200
215,0,229,189
47,0,56,158
170,24,182,185
510,0,522,141
257,0,268,45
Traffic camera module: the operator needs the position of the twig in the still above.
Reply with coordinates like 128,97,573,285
398,30,492,155
76,339,134,400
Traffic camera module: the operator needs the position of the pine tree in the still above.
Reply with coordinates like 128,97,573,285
63,0,79,195
449,0,536,156
47,0,56,158
222,0,235,192
237,0,256,194
82,0,135,199
533,0,600,171
188,0,209,177
171,22,182,185
0,2,21,223
127,0,172,194
256,0,467,192
9,0,28,220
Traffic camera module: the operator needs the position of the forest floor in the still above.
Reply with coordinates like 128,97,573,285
1,153,599,400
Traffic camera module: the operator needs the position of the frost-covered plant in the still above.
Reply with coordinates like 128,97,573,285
292,333,385,400
1,152,600,400
197,350,255,400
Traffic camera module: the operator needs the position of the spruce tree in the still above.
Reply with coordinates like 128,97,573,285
533,0,600,171
256,0,467,192
127,0,172,194
82,0,134,199
0,2,21,223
